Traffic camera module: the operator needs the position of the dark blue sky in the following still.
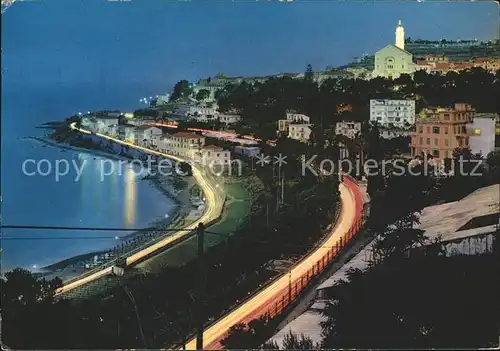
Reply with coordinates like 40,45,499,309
2,0,498,93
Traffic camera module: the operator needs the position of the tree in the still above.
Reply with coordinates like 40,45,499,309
195,88,210,101
281,331,317,349
321,253,498,349
170,80,193,101
220,316,273,349
1,268,62,305
305,64,314,82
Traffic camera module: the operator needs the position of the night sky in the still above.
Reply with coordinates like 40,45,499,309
2,0,498,92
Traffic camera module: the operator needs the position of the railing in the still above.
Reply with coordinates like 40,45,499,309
56,125,225,296
262,176,365,320
178,175,366,349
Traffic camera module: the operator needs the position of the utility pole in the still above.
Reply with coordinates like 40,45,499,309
196,222,205,351
276,183,280,212
266,203,269,227
282,172,285,204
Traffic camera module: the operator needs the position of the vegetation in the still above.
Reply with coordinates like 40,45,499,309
212,68,499,140
195,88,210,101
170,80,193,101
133,108,159,118
6,64,500,349
217,151,499,349
2,134,342,349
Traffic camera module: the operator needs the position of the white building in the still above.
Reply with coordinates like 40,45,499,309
191,114,218,124
370,99,416,127
200,145,231,167
372,20,417,79
288,123,312,142
286,113,311,124
89,115,119,135
379,128,412,140
158,132,205,159
118,125,136,143
278,113,312,137
335,121,362,139
135,126,163,148
467,113,499,157
218,114,242,125
174,105,217,117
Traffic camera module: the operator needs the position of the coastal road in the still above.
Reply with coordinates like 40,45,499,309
55,124,224,295
184,177,363,350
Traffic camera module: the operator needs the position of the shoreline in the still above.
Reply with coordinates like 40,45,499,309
30,136,195,281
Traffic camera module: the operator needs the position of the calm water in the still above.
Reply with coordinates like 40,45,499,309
2,0,494,271
1,86,176,272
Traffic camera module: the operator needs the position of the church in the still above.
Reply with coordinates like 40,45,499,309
372,20,417,79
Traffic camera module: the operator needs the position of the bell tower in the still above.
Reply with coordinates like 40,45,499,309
395,20,405,50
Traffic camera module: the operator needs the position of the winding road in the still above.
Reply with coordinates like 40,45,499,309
184,176,364,350
54,124,224,295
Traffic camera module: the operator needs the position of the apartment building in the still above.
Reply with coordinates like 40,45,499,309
200,145,231,166
288,124,312,142
218,114,241,125
411,103,475,160
335,121,362,139
278,113,312,136
370,99,416,127
174,105,217,117
158,132,205,159
135,126,162,148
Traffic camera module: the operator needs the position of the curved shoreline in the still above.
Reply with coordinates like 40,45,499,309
52,124,224,295
26,136,191,279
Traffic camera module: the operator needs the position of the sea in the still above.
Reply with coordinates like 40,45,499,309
0,85,176,272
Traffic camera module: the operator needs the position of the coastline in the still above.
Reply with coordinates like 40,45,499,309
31,136,195,281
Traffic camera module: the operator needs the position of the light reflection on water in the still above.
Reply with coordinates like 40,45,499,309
1,147,173,272
125,166,137,227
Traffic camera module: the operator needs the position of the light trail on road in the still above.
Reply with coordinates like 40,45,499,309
184,177,363,350
54,124,223,296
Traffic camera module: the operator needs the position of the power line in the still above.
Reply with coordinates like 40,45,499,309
1,236,151,240
0,224,355,250
0,225,194,232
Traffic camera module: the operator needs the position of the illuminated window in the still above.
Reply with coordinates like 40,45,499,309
473,129,481,136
